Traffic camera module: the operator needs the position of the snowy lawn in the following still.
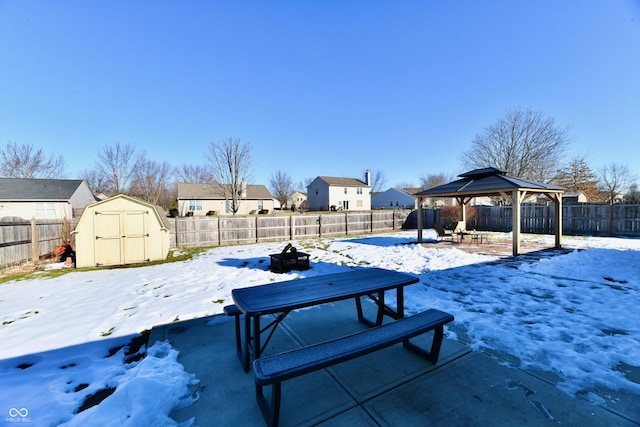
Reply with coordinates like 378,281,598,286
1,230,638,425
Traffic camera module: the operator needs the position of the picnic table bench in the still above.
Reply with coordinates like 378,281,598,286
253,308,454,426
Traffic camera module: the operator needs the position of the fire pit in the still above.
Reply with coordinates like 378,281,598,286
269,244,310,273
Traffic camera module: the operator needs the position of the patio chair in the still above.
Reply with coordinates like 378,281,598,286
453,221,473,242
434,223,454,241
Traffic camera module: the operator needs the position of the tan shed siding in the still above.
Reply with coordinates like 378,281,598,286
73,195,170,268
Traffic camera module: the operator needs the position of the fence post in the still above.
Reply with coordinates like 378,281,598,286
174,217,179,248
31,217,39,263
370,211,374,233
255,216,259,243
290,215,294,240
345,212,348,235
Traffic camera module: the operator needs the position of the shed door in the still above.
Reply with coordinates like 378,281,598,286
94,210,149,266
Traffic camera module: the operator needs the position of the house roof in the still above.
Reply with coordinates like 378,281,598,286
415,167,564,198
401,187,422,196
316,176,369,187
0,178,86,201
177,183,273,200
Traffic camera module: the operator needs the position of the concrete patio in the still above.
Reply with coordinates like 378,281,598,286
149,297,639,426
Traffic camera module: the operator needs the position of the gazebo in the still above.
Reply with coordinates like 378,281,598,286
415,167,565,256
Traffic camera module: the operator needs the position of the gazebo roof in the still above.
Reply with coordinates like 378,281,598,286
415,167,564,198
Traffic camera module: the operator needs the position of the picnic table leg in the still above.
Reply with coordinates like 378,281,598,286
375,291,385,325
251,315,261,370
242,315,252,372
356,294,380,327
403,324,445,364
356,288,405,327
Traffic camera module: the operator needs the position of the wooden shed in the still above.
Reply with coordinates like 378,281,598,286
73,194,171,268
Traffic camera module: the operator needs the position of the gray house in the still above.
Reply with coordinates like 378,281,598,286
0,178,96,220
372,187,421,210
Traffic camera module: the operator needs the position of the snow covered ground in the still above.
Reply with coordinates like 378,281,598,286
1,230,638,426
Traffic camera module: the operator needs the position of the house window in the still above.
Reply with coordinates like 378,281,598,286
357,200,363,208
315,188,318,195
189,200,203,211
225,200,233,213
35,202,56,218
389,201,393,207
258,200,264,210
357,187,363,194
344,187,348,194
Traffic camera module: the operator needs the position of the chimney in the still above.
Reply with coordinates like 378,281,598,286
365,170,371,186
241,180,247,197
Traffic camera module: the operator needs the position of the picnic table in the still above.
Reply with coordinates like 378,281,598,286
231,268,420,372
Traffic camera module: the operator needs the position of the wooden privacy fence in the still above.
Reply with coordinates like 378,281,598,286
171,210,412,248
0,218,70,270
3,204,640,269
464,203,640,236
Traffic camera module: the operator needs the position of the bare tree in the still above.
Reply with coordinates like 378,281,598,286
130,160,174,206
364,169,388,193
394,181,417,189
95,143,145,196
174,163,212,183
270,170,293,209
419,173,452,190
553,156,599,201
79,168,107,196
461,107,571,182
599,163,635,204
626,183,640,203
299,177,314,192
0,141,66,178
207,137,253,215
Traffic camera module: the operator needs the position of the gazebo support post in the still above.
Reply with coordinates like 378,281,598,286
417,196,424,243
455,197,467,230
551,193,563,249
512,190,521,256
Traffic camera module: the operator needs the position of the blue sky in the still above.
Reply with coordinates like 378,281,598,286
1,1,639,189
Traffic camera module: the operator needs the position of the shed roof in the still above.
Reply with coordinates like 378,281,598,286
0,178,85,201
415,167,564,198
79,194,171,231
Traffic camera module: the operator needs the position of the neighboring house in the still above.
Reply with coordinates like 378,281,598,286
287,191,308,211
562,191,588,204
372,187,421,209
0,178,96,220
306,175,371,212
176,182,275,216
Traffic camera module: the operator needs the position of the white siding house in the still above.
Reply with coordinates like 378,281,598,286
306,176,371,212
372,187,421,210
176,182,275,216
0,178,96,220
